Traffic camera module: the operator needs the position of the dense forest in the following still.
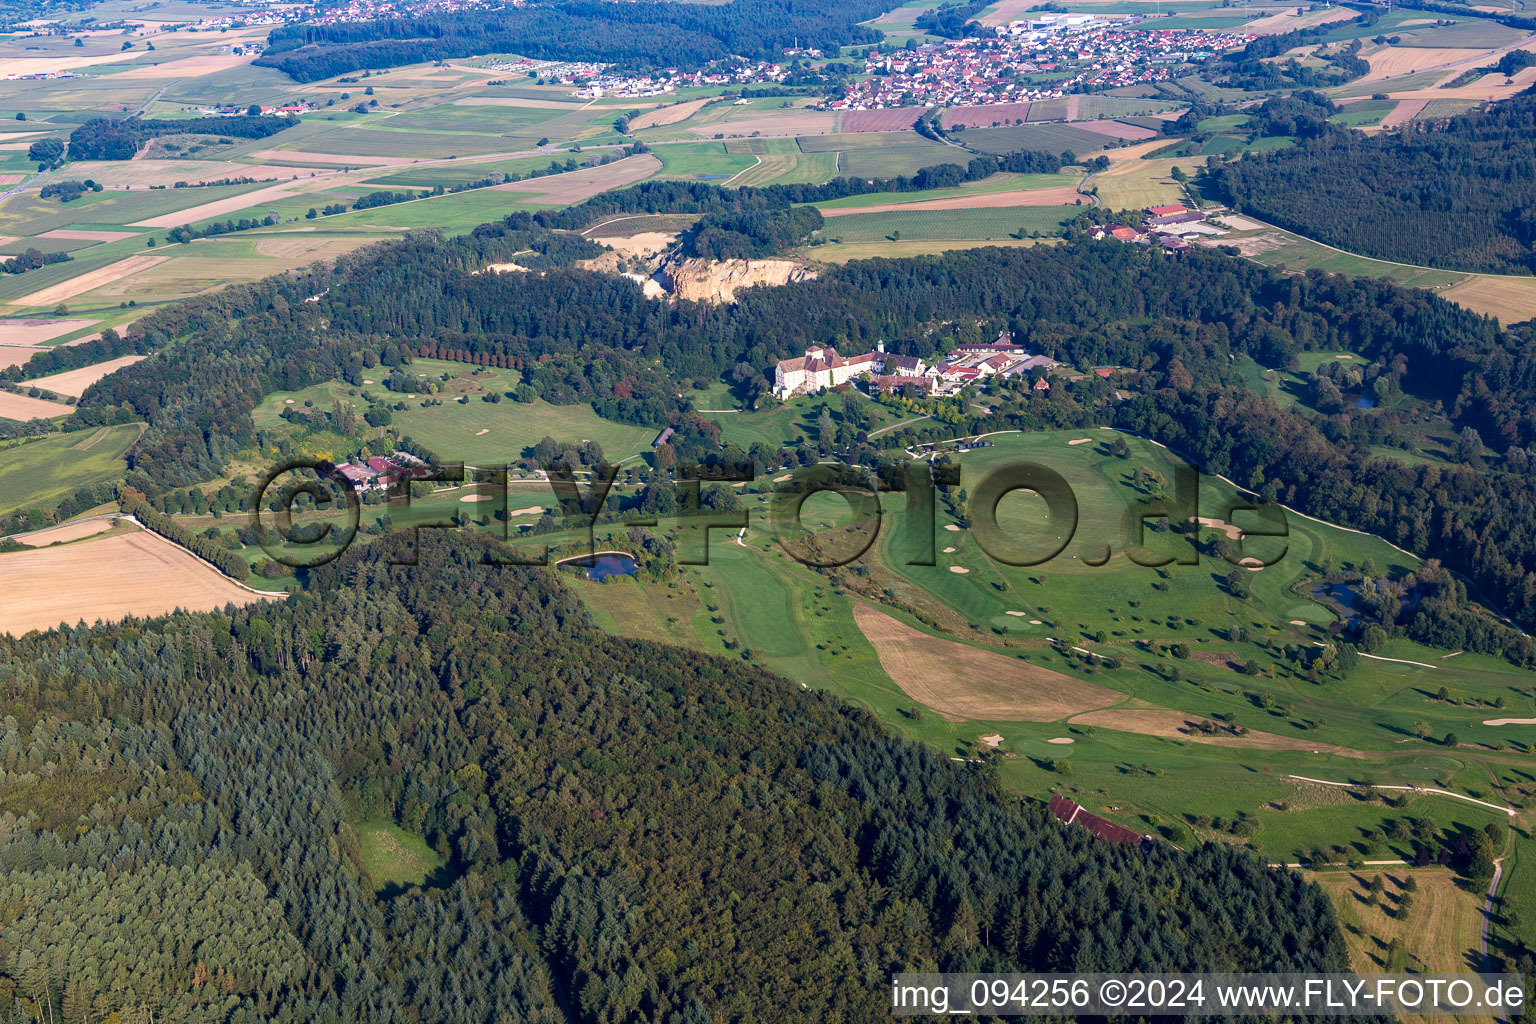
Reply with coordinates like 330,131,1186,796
0,532,1365,1023
256,0,890,81
1210,88,1536,273
66,115,295,161
68,197,1536,649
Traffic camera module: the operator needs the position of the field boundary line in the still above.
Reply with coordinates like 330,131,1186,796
1358,651,1439,669
128,516,289,600
721,156,763,187
1287,774,1516,817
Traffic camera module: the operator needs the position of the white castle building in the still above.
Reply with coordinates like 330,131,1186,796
773,342,885,399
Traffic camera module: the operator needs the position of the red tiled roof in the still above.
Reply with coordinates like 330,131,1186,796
1048,795,1146,845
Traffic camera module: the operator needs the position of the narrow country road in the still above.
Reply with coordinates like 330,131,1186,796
1480,858,1503,974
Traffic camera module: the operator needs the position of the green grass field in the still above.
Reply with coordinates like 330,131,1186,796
354,819,446,891
653,141,757,180
820,205,1079,243
796,132,957,178
728,152,841,186
0,423,140,517
485,429,1536,870
252,359,659,465
957,123,1117,157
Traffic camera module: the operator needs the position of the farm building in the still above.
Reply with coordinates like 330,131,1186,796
1048,795,1149,846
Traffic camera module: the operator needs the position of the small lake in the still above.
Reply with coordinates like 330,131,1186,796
1309,580,1363,622
558,552,638,580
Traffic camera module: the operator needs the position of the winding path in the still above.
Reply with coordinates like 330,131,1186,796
1287,775,1516,818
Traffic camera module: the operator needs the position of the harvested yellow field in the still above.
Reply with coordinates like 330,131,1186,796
109,52,254,79
253,149,414,166
1441,274,1536,325
1241,6,1361,34
0,391,73,419
38,228,139,242
253,236,385,261
15,254,169,307
128,181,303,228
0,318,97,346
1394,65,1536,99
821,186,1084,218
853,603,1120,721
0,346,40,370
0,51,149,76
1363,46,1490,82
976,0,1045,26
630,98,713,130
0,529,278,637
15,518,114,547
688,111,837,137
1092,157,1188,210
1101,138,1177,165
26,355,145,398
496,153,661,204
1379,98,1430,127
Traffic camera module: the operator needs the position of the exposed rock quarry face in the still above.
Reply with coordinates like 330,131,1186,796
660,257,816,303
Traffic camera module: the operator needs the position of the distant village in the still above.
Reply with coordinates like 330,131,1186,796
833,19,1251,109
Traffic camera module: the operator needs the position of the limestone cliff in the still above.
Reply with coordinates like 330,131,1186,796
659,256,816,304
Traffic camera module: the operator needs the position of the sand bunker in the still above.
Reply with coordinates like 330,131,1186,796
1068,438,1093,445
1196,516,1243,539
475,428,489,435
943,546,957,553
1047,737,1075,745
944,524,962,532
1483,718,1536,726
979,733,1004,748
508,506,544,516
949,566,970,574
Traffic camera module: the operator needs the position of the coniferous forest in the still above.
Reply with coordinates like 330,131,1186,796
1210,89,1536,274
255,0,891,81
0,533,1363,1024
